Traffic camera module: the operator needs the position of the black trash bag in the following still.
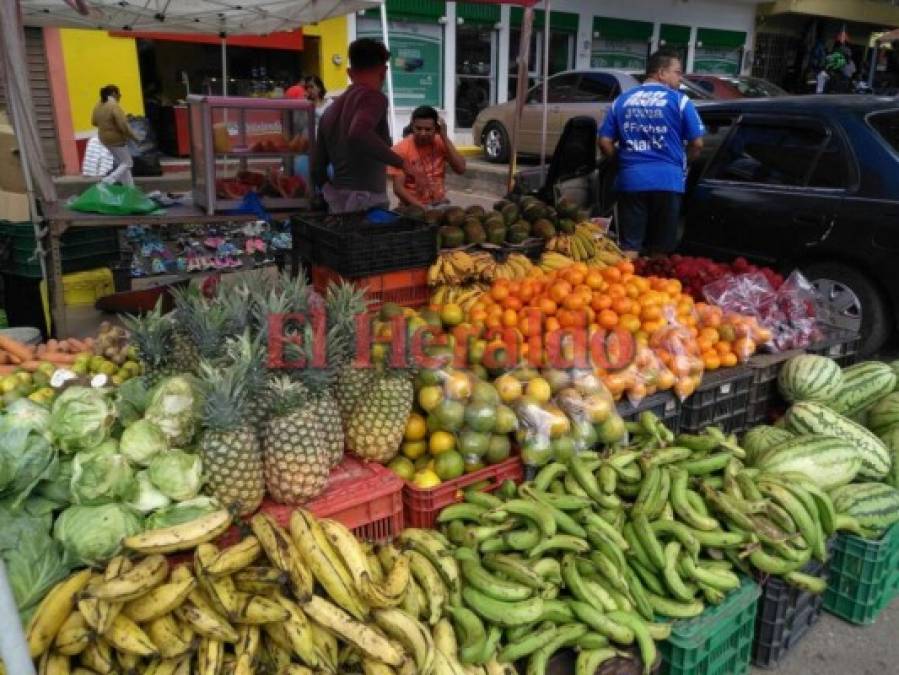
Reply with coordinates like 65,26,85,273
127,115,163,177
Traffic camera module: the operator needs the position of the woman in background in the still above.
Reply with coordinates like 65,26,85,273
305,75,329,124
91,85,138,186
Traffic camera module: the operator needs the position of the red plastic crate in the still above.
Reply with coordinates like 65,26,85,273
311,265,430,310
403,456,524,528
216,454,404,548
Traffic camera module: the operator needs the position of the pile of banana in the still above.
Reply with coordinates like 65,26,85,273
538,251,577,272
428,250,535,286
430,283,488,312
545,224,624,266
24,508,514,675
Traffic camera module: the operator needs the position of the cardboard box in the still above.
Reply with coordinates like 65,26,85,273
0,189,30,222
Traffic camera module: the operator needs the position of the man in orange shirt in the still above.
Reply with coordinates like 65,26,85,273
389,106,466,207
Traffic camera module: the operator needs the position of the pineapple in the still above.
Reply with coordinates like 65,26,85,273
121,299,175,388
335,365,376,427
345,371,414,464
171,284,247,371
262,376,331,504
197,357,265,516
325,282,373,429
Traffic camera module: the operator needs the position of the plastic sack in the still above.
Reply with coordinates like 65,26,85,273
68,183,162,215
648,310,704,401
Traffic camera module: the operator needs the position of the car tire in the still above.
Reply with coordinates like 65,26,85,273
801,261,891,356
482,122,510,164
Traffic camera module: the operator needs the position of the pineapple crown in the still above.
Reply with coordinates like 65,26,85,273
266,373,310,417
197,356,250,431
172,282,250,362
120,298,174,370
223,330,269,395
324,281,370,371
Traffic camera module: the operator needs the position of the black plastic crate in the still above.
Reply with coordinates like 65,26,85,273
806,327,861,367
618,391,682,435
680,366,753,434
751,544,831,668
291,211,437,277
744,349,803,426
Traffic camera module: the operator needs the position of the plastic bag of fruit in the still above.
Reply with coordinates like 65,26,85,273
648,309,704,401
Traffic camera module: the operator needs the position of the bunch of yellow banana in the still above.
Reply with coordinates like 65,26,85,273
430,283,487,312
539,250,576,272
428,250,479,286
545,226,598,262
473,252,536,283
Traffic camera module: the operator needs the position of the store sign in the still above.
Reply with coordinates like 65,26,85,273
694,46,742,75
590,39,648,70
358,20,443,108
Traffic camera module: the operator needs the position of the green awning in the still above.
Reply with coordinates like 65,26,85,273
364,0,445,21
511,7,579,33
592,17,653,41
660,24,691,45
696,28,746,49
458,2,500,26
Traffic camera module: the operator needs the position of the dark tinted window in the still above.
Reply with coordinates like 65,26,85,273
868,110,899,154
693,79,715,94
807,134,851,189
707,121,829,186
574,73,618,101
530,74,580,103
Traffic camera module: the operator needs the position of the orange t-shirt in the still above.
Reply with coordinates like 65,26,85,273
388,135,448,204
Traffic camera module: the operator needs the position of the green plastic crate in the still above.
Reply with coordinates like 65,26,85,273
659,578,760,675
823,521,899,625
0,221,119,278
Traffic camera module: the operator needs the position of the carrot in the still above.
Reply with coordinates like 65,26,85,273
67,338,87,352
83,337,95,347
36,344,47,357
7,352,22,365
0,336,34,363
0,365,18,375
42,352,77,364
0,352,8,365
16,361,43,372
46,339,59,351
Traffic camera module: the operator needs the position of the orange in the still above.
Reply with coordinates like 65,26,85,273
703,353,721,370
721,352,738,368
491,285,509,302
598,309,619,329
545,317,561,333
563,268,585,286
641,305,663,321
503,296,523,311
502,309,518,328
715,341,732,356
539,297,558,316
602,266,622,283
612,297,633,315
618,260,635,275
585,270,604,289
608,283,626,298
592,294,612,312
698,327,719,344
563,294,586,311
549,281,573,303
619,313,641,333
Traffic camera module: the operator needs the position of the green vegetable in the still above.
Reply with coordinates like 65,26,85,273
70,444,137,505
120,418,168,466
35,457,73,506
53,502,142,565
127,470,171,513
0,401,59,508
144,496,219,530
115,376,151,427
148,450,203,501
49,386,115,453
144,376,202,447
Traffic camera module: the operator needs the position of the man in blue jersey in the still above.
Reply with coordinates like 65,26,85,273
598,50,705,257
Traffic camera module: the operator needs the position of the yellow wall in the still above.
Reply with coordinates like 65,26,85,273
59,29,144,135
303,16,350,94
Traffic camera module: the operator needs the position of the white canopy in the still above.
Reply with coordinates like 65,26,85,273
18,0,382,35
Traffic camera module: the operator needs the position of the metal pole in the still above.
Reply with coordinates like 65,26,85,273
0,561,35,675
221,37,228,96
539,0,551,177
868,44,879,89
507,8,535,194
380,1,398,141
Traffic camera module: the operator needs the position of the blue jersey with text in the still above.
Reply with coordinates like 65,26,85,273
598,84,704,193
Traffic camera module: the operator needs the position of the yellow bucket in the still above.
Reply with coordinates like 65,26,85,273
40,267,114,332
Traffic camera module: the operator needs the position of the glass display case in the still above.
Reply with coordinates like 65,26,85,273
187,95,315,214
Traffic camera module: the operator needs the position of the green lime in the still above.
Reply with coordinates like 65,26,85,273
494,404,518,434
485,435,512,465
434,451,465,481
520,436,553,467
458,429,491,457
388,456,416,481
596,414,627,444
464,401,497,433
471,381,500,406
551,435,576,462
435,399,466,432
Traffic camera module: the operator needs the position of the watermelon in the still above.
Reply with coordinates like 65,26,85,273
826,361,897,418
785,401,892,480
756,434,862,489
866,391,899,436
889,360,899,390
878,425,899,489
742,425,795,465
778,354,843,404
829,482,899,537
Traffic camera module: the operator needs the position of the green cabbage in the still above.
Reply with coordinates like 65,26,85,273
49,386,115,453
120,419,168,466
70,444,136,505
127,470,171,513
115,376,151,427
145,376,202,447
6,399,51,435
0,401,58,508
148,450,202,501
144,496,219,530
53,503,142,566
36,456,73,505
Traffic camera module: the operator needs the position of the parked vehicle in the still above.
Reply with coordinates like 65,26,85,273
673,96,899,355
685,74,787,99
472,69,641,163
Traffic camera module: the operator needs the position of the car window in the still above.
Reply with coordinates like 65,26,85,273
697,114,737,162
574,73,618,102
546,74,580,103
722,77,785,98
807,134,851,189
868,110,899,154
706,121,830,187
693,79,715,94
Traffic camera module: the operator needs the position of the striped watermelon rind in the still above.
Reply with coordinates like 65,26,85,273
889,360,899,391
878,425,899,489
756,433,862,489
827,361,897,418
829,482,899,536
866,391,899,436
778,354,843,404
785,401,892,480
743,425,796,465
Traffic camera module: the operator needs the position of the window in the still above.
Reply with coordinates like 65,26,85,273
530,73,579,103
706,121,831,187
807,135,851,189
868,110,899,154
574,73,619,101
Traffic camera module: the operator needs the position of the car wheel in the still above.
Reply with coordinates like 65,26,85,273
801,261,891,356
482,122,510,164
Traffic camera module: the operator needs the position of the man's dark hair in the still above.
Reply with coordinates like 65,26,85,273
349,38,390,70
646,49,681,77
410,106,439,125
99,85,121,102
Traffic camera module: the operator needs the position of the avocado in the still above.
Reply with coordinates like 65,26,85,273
493,199,511,212
465,205,486,219
438,225,465,248
507,222,530,244
501,203,520,226
464,222,487,245
404,204,427,221
558,218,576,234
443,206,466,227
576,208,591,222
533,218,557,240
424,209,443,225
484,213,505,229
486,222,506,245
556,196,579,219
544,207,559,224
523,203,545,224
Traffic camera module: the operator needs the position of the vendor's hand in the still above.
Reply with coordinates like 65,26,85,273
437,118,448,140
403,159,430,190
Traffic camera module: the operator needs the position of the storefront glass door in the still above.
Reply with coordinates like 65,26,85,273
507,29,574,100
456,25,497,128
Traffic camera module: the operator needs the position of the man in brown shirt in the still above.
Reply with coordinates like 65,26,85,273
311,39,426,213
91,85,139,186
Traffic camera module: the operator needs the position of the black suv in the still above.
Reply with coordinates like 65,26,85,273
671,96,899,355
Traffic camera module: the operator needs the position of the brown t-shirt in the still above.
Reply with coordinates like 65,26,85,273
311,84,404,194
